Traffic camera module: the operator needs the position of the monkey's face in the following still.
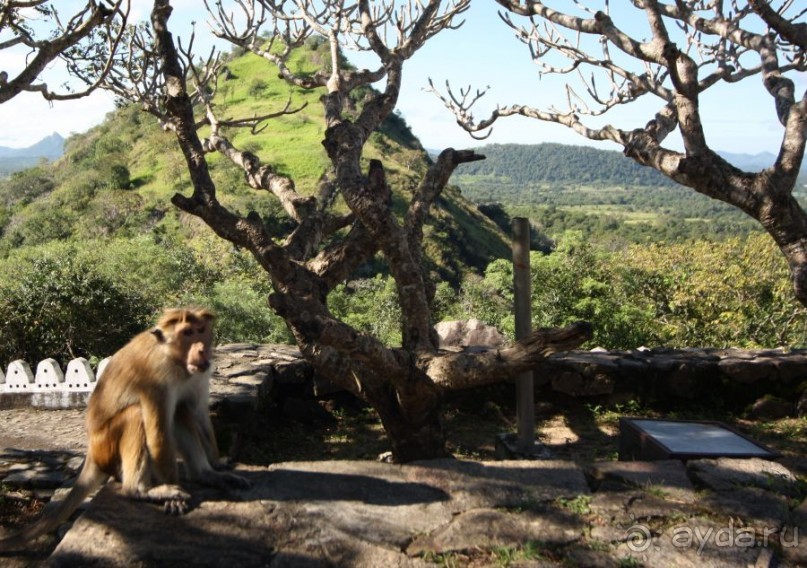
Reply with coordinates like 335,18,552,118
155,308,216,376
178,320,214,375
185,339,212,374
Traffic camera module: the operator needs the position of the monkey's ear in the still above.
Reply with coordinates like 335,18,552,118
196,308,215,322
150,328,166,343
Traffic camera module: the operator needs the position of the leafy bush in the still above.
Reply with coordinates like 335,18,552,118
0,166,55,207
208,278,293,344
0,235,300,364
105,164,131,190
248,78,268,98
0,246,153,364
454,232,807,349
3,198,76,247
329,276,402,346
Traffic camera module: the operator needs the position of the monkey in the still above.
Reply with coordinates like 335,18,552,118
0,307,250,550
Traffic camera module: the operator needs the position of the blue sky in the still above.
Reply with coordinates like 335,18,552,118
0,0,802,157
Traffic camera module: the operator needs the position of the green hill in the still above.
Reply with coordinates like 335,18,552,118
0,48,508,282
453,142,807,193
454,143,674,188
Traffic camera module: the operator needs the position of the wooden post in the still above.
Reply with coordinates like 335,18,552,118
512,218,535,453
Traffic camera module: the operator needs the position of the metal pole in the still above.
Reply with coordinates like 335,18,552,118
512,217,535,454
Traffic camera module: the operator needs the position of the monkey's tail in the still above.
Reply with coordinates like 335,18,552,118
0,458,109,552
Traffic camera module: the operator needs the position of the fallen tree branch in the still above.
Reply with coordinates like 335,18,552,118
424,321,593,390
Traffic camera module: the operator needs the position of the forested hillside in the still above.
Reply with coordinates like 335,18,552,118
455,143,674,187
0,44,509,364
453,143,788,242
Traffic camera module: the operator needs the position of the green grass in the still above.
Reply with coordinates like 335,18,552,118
556,494,592,516
492,540,549,565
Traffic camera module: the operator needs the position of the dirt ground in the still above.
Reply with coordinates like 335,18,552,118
237,384,805,466
0,384,804,566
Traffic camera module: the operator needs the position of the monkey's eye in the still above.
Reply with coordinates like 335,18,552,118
197,327,206,334
182,328,194,337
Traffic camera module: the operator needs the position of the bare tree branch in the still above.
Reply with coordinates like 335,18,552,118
0,0,129,103
431,0,807,307
749,0,806,50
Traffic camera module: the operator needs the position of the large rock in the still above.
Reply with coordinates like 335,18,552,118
434,319,506,349
718,357,775,384
749,396,796,419
48,459,590,567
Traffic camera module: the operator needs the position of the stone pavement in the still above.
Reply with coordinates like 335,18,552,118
2,453,805,566
1,344,806,566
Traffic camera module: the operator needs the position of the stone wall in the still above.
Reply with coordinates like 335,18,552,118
537,347,807,403
538,347,807,419
4,344,806,418
209,344,807,423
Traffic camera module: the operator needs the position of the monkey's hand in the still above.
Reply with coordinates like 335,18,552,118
141,484,191,515
199,470,253,491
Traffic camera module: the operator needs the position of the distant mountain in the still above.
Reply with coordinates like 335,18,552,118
0,133,65,178
718,150,777,172
718,151,807,186
0,132,64,159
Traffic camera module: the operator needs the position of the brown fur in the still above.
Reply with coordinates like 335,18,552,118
0,308,250,551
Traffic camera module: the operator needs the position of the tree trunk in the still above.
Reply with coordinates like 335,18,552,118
143,0,593,463
359,371,448,462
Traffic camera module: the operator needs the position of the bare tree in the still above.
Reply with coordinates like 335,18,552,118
0,0,129,104
98,0,591,462
432,0,807,304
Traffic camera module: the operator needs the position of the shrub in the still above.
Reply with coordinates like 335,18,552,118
0,247,154,364
208,278,293,344
248,78,268,98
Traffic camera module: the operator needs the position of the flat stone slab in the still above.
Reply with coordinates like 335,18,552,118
617,517,774,568
588,460,697,504
700,486,790,529
49,459,590,566
406,506,583,555
688,457,800,497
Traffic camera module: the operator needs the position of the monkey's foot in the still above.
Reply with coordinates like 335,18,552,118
163,497,190,516
141,484,191,515
199,470,253,491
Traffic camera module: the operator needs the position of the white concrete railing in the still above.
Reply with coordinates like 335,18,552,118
0,357,111,394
